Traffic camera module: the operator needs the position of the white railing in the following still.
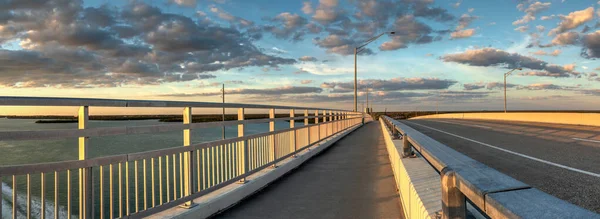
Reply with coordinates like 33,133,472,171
0,96,364,219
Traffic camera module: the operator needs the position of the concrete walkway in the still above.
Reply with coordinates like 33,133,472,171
213,122,404,219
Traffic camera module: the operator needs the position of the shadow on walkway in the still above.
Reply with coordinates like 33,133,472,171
213,122,404,219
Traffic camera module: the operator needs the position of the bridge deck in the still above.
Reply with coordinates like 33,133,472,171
214,122,404,219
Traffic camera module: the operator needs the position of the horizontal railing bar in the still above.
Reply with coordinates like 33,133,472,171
0,155,127,176
0,96,353,111
0,115,362,141
0,118,359,175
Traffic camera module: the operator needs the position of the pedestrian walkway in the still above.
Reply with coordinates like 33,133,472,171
214,122,404,219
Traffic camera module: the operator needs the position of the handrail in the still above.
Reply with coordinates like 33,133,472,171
0,96,366,219
0,96,350,111
380,116,599,219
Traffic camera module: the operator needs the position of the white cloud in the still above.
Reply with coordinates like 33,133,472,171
450,29,476,39
549,7,595,35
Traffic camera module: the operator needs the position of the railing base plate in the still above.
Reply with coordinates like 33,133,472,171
178,202,198,209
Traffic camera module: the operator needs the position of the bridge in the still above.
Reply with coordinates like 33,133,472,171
0,97,599,219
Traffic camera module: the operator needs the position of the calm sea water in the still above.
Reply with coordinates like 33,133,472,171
0,118,297,218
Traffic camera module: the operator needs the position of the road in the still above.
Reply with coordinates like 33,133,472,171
214,122,404,219
404,118,600,213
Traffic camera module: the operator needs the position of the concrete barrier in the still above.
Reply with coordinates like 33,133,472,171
148,123,363,219
379,119,442,219
411,112,600,127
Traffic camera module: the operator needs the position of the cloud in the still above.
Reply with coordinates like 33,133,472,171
463,83,485,90
379,15,436,51
463,82,518,90
438,91,492,99
452,1,462,8
321,77,458,92
536,25,545,32
293,69,310,74
513,14,535,26
312,0,342,24
450,29,475,39
302,2,313,14
442,48,577,76
518,83,569,90
411,0,455,22
160,86,324,97
549,7,595,35
314,34,374,55
169,0,197,7
520,95,568,100
531,49,561,56
456,14,478,30
295,62,353,75
513,1,551,26
299,56,318,62
550,31,580,45
209,6,254,27
301,80,313,84
0,1,296,88
518,71,573,77
581,30,600,58
540,15,556,20
514,26,529,33
264,12,308,41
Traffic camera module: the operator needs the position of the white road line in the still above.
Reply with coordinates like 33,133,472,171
406,121,600,178
432,120,491,129
573,138,600,144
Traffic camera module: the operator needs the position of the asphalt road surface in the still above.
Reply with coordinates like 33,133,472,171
403,119,600,213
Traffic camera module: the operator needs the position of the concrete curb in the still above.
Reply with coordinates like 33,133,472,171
148,124,363,219
379,119,442,219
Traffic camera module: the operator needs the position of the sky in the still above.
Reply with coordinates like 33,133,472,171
0,0,599,115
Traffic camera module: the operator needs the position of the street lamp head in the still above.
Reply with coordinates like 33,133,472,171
389,31,396,35
516,68,523,70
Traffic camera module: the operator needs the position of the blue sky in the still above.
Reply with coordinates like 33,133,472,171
0,0,599,114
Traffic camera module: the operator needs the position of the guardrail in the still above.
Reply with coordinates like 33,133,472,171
0,96,364,219
380,116,599,219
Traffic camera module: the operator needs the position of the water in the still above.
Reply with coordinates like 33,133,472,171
0,118,297,218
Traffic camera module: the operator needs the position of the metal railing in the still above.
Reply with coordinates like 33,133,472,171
380,116,599,219
0,96,364,219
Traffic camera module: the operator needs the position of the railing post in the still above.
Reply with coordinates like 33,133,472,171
333,111,337,133
315,110,320,141
181,107,196,208
304,109,309,147
393,124,400,139
269,109,277,168
343,112,346,129
78,106,92,219
290,109,296,156
238,108,248,183
441,167,466,219
328,110,333,136
402,133,414,157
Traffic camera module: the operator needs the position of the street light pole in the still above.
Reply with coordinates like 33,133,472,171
222,84,225,139
353,31,395,112
504,68,522,113
354,48,358,112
